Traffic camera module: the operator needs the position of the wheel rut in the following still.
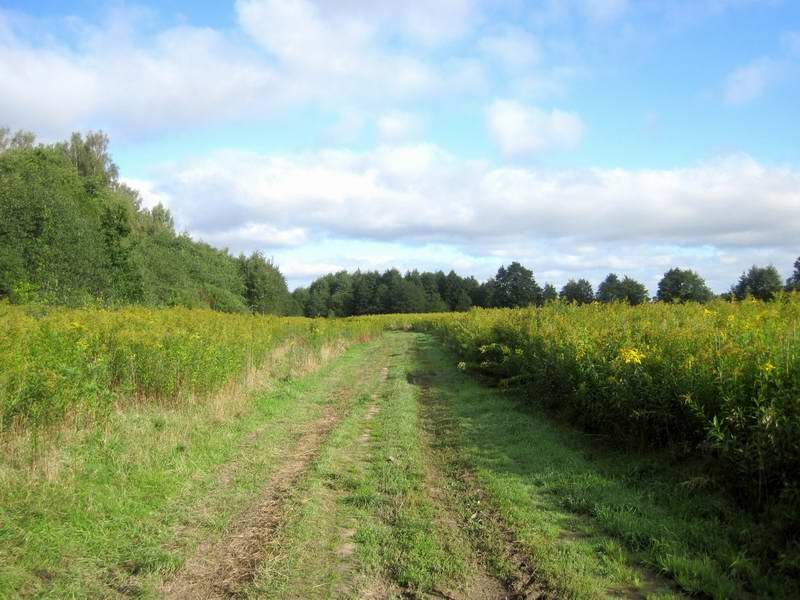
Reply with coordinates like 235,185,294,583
412,369,554,600
160,404,341,599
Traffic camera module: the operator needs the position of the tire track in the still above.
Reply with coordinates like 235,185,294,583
159,344,392,599
412,369,554,600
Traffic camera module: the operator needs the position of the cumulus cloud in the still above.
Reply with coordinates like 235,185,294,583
0,2,485,139
141,144,800,262
486,100,585,156
0,18,280,137
478,27,542,70
124,141,800,290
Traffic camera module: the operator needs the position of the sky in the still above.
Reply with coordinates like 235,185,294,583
1,0,799,292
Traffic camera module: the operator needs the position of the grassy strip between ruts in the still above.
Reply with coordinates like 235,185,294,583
411,332,800,600
0,336,381,598
249,332,483,599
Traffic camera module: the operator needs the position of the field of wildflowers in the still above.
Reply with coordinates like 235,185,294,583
0,305,383,430
414,298,800,521
3,300,798,520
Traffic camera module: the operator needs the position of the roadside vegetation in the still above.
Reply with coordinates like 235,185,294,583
415,300,800,564
2,305,799,597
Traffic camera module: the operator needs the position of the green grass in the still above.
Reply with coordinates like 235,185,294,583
411,332,800,600
5,330,796,599
249,332,477,599
0,337,380,598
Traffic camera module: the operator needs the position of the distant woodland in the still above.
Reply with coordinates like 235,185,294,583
2,128,798,316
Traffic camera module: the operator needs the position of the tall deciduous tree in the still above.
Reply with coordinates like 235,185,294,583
542,283,558,303
786,257,800,292
656,268,713,303
732,265,783,301
560,279,595,305
493,262,542,308
598,273,648,305
597,273,623,303
619,276,649,305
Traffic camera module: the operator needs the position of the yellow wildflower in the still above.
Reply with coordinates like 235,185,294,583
761,361,776,375
620,348,645,365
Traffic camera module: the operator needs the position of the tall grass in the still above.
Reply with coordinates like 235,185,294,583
0,304,383,429
414,299,800,528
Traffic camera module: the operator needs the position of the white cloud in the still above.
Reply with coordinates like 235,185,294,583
377,111,424,141
200,224,308,252
486,99,585,156
0,20,281,137
0,3,485,139
141,145,800,256
724,57,782,105
130,143,800,290
580,0,629,23
478,27,542,70
121,177,171,210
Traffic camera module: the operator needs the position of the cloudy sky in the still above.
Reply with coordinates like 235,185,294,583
2,0,799,291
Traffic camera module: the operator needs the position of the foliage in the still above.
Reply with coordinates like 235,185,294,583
733,265,784,301
414,298,800,534
786,257,800,292
542,282,558,302
597,273,648,305
238,251,290,314
492,261,542,308
295,268,484,316
657,268,713,303
0,305,383,429
0,128,293,314
559,278,594,304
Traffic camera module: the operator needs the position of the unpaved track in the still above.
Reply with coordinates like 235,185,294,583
159,341,394,599
160,406,341,599
159,334,548,600
413,371,550,600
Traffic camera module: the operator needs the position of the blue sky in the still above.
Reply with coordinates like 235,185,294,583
1,0,799,291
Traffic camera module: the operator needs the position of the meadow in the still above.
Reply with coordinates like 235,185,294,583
1,299,799,598
415,298,800,517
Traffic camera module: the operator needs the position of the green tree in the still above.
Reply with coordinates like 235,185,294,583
0,145,108,303
560,279,594,305
732,265,783,301
541,283,558,303
656,268,713,303
598,273,648,305
287,287,309,316
0,128,36,152
786,257,800,292
493,262,542,308
59,131,119,194
596,273,624,303
238,252,289,314
619,276,648,305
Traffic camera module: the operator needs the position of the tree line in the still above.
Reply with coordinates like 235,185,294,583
0,128,294,314
291,260,800,317
2,127,797,317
